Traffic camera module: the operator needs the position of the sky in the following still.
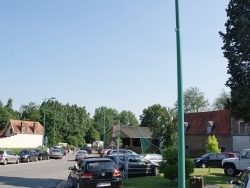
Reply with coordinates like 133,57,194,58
0,1,230,120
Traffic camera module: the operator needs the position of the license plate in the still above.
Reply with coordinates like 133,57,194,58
97,182,111,187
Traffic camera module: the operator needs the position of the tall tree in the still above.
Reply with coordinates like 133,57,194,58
212,89,231,110
140,104,177,148
118,110,139,126
219,0,250,121
20,102,41,121
177,86,210,112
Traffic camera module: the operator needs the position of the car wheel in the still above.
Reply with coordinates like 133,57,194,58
47,156,49,160
153,167,160,176
201,163,206,168
39,156,43,160
224,165,236,176
67,176,75,188
16,158,20,164
3,159,7,165
35,157,38,162
76,182,80,188
27,158,30,163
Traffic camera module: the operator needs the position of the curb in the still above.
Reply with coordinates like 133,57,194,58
56,180,67,188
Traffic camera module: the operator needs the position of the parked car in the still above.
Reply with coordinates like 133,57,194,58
50,149,63,159
18,149,39,162
193,152,233,168
67,157,122,188
0,150,20,165
80,146,92,154
222,151,239,158
105,153,160,176
139,154,163,164
107,149,138,156
75,150,88,161
228,167,250,188
34,149,50,160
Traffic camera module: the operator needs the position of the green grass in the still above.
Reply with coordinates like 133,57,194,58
122,168,235,188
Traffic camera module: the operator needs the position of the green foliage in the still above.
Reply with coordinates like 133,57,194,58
140,104,178,148
118,110,139,126
206,135,220,153
160,147,194,182
219,0,250,122
181,86,210,112
20,102,41,121
212,89,231,110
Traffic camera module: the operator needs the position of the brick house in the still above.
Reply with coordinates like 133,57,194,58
185,110,249,157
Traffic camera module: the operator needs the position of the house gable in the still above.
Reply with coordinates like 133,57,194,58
1,119,44,137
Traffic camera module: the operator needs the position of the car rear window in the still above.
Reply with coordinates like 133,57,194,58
0,150,4,155
87,161,115,171
52,149,61,152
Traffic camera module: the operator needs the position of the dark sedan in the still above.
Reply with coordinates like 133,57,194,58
193,152,233,168
18,149,39,163
67,157,122,188
105,154,160,176
34,149,50,160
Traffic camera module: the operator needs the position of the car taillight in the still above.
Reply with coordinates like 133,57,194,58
0,154,5,158
82,173,94,178
113,170,121,177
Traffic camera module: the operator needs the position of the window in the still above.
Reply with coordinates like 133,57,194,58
10,128,13,134
206,121,214,134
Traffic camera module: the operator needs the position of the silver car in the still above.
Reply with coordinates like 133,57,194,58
0,150,20,165
50,149,63,159
75,150,88,161
139,154,163,164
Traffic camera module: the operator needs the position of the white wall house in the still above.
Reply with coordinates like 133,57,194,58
0,119,44,148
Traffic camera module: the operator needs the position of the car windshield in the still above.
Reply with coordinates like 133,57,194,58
78,151,87,154
52,149,61,152
19,150,30,155
87,161,115,171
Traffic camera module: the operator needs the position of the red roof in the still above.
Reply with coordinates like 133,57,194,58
0,119,44,136
184,110,231,135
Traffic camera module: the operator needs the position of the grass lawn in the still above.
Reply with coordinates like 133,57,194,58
122,168,235,188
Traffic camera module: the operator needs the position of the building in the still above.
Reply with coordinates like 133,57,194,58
0,119,44,148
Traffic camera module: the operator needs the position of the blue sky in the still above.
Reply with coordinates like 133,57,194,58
0,1,229,119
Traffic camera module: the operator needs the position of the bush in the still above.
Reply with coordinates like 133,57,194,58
160,147,194,181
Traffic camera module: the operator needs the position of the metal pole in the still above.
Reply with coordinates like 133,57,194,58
53,113,55,147
42,95,46,151
103,110,106,149
175,0,185,188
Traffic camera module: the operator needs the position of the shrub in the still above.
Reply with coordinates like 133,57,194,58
160,147,194,181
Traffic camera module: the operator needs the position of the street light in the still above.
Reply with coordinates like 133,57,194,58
42,95,56,150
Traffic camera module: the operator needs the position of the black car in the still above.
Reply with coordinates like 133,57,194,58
193,152,233,168
105,154,160,176
34,149,50,160
80,146,92,154
18,149,39,163
67,157,122,188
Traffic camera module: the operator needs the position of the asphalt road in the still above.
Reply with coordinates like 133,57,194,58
0,153,76,188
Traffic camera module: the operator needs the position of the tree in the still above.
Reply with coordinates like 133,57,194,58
20,102,41,121
219,1,250,121
178,86,210,112
118,110,139,126
140,104,178,148
206,135,220,153
212,89,231,110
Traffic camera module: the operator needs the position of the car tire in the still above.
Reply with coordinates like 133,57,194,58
27,158,30,163
153,167,160,176
35,157,38,162
47,156,49,160
39,156,43,160
16,158,20,164
67,176,75,188
3,159,7,165
201,163,206,168
76,182,80,188
224,165,236,176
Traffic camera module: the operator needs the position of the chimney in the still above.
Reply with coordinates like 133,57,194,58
33,122,37,134
21,121,25,133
